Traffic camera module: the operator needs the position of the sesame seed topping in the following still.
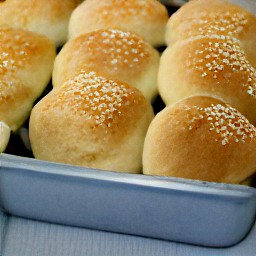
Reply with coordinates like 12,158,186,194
191,11,248,37
187,103,256,144
0,29,34,75
78,28,150,72
53,71,134,127
191,35,256,97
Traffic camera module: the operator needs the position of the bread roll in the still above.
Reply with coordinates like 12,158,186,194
0,28,56,131
53,29,160,101
0,121,11,153
158,34,256,125
165,0,256,67
30,71,154,173
143,96,256,184
228,0,256,16
68,0,169,47
0,0,81,46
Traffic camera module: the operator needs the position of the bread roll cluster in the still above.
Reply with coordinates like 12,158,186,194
0,0,79,152
0,28,56,152
159,35,256,124
0,0,80,47
165,0,256,68
29,0,170,173
143,0,256,184
53,28,160,101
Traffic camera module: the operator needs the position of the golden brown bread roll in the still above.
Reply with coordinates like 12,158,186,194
68,0,169,47
0,0,81,46
165,0,256,67
53,29,160,101
0,121,10,153
0,28,56,131
143,96,256,184
158,34,256,125
29,71,154,173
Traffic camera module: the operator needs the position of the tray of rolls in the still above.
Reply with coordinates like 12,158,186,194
1,0,256,248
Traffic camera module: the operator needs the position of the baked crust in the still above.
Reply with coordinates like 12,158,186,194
0,28,56,130
143,96,256,184
68,0,169,47
30,71,154,173
53,29,160,101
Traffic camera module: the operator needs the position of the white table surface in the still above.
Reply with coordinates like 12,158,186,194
0,210,255,256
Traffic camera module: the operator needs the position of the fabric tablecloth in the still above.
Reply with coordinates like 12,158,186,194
0,210,255,256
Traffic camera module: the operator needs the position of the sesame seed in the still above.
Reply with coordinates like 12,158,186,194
111,59,118,65
79,28,150,71
186,103,256,145
192,35,256,96
0,29,36,75
191,11,248,38
54,71,135,127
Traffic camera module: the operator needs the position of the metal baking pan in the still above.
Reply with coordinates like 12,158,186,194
0,153,255,248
